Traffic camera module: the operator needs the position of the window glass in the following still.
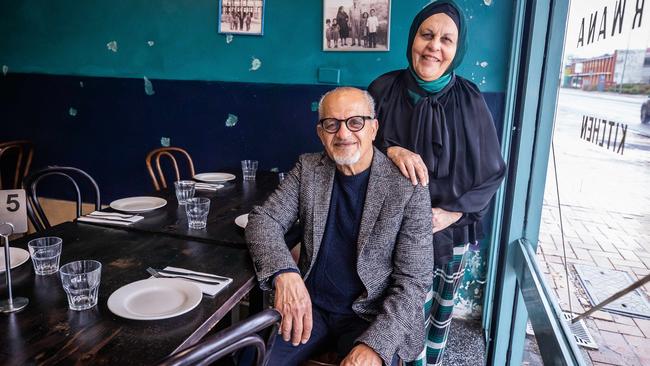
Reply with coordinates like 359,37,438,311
526,0,650,363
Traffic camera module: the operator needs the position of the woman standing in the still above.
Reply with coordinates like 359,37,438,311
336,6,350,46
369,1,506,365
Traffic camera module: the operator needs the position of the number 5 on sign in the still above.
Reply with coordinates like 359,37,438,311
0,190,28,234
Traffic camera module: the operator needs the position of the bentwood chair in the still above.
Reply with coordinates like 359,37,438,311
23,166,101,232
146,147,196,191
158,309,282,366
0,140,34,189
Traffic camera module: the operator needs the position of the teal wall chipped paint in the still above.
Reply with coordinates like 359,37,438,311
0,0,513,91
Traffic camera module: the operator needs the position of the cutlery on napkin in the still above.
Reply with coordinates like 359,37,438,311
147,268,222,285
148,266,232,297
77,211,145,226
195,183,225,191
157,268,231,281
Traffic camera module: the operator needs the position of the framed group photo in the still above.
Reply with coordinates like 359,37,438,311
323,0,391,51
218,0,265,36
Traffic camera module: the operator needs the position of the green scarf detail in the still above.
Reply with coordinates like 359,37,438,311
408,68,453,103
410,67,452,94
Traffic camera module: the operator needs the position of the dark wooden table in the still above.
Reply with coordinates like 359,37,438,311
95,171,288,246
0,222,256,365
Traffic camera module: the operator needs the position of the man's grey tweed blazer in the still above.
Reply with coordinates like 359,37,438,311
246,147,433,364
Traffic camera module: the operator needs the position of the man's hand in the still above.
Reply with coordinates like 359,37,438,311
274,272,313,346
431,207,462,234
340,344,382,366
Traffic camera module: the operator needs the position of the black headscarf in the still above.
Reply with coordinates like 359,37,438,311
369,0,506,215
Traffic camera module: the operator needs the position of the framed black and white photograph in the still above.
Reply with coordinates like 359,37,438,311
323,0,390,51
218,0,265,36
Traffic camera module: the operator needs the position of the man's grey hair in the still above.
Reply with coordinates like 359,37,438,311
317,87,376,119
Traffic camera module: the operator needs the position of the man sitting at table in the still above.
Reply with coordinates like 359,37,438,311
245,87,433,366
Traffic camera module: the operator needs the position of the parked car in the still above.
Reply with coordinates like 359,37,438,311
642,96,650,124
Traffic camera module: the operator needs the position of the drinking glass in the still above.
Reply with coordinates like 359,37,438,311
278,172,287,182
59,260,102,311
185,197,211,229
174,180,196,205
241,160,258,181
27,237,63,275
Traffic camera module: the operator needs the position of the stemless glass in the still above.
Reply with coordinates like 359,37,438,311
174,180,196,205
27,237,63,275
59,260,102,311
185,197,211,229
241,160,258,181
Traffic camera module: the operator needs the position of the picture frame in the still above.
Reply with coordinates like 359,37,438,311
218,0,265,36
323,0,391,52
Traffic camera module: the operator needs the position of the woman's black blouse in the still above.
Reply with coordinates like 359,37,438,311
369,69,506,264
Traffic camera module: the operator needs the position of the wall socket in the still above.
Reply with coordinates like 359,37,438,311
318,67,340,84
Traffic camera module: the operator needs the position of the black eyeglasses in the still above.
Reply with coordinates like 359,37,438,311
318,116,373,134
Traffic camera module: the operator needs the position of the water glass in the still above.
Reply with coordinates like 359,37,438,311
278,172,288,182
59,260,102,311
241,160,258,181
174,180,196,205
185,197,211,229
28,237,63,275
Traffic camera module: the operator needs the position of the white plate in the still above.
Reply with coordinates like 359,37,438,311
193,172,236,183
110,197,167,213
235,214,249,229
0,247,30,272
107,278,202,320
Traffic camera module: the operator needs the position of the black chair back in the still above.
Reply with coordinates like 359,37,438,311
23,166,101,231
0,140,34,189
158,308,282,366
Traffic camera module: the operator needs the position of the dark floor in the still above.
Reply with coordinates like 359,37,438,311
442,319,486,366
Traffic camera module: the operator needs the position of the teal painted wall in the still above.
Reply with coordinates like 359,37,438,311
0,0,513,91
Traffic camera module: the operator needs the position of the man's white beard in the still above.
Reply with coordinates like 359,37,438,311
332,149,361,166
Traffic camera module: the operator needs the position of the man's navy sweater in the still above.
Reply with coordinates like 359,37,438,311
305,167,370,315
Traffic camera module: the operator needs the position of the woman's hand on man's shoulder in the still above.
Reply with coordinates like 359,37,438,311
386,146,429,187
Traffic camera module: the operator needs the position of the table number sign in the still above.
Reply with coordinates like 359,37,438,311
0,190,28,234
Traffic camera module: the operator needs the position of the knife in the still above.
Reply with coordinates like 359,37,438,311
148,268,222,285
80,216,137,224
158,269,230,281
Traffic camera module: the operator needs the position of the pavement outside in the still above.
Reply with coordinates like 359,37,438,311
532,88,650,365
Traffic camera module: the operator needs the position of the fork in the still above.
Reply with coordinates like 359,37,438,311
146,267,222,285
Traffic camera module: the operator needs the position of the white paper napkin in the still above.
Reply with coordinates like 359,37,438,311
162,266,232,297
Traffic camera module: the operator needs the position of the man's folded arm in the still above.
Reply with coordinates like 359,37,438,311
356,184,434,364
245,158,303,290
